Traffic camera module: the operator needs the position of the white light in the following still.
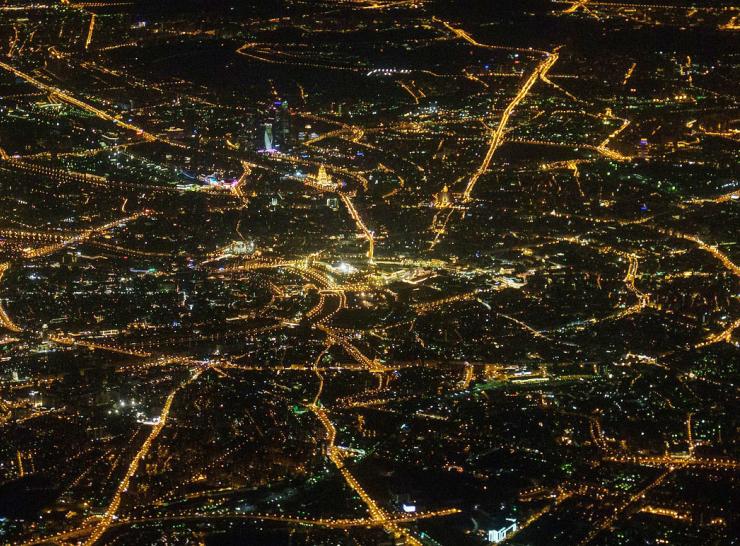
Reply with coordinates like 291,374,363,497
335,262,357,274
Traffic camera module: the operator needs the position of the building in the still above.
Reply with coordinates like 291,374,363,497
316,165,333,188
434,184,451,208
275,100,291,147
262,123,274,151
256,100,291,151
488,519,517,543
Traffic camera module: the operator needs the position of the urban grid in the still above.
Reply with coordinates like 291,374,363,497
0,1,737,545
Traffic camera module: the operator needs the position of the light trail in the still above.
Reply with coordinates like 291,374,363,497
236,43,362,73
694,317,740,349
87,241,171,259
604,454,738,470
687,190,740,205
48,335,152,358
311,347,331,406
84,14,96,50
567,160,585,196
720,14,740,30
0,213,151,364
462,50,559,201
0,61,184,148
536,234,652,331
554,0,738,12
412,285,521,314
433,17,548,56
0,263,22,333
547,210,651,226
308,403,426,545
622,62,636,85
232,160,252,204
459,363,474,390
338,192,375,261
597,116,632,160
686,412,695,455
639,505,690,521
0,155,184,196
539,69,582,102
7,26,20,58
654,227,740,278
20,211,150,259
576,466,678,546
21,508,459,545
498,313,552,340
69,1,134,7
562,0,591,14
398,80,420,104
507,137,632,160
502,489,573,544
316,324,385,373
82,369,203,545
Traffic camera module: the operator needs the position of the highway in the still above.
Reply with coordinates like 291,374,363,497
576,466,678,546
338,192,375,261
562,0,592,14
462,50,559,201
84,13,96,50
554,0,738,12
232,160,253,204
654,226,740,278
427,48,559,249
0,263,22,333
308,403,426,546
433,17,548,56
0,61,185,148
694,317,740,349
19,508,460,545
605,454,739,471
82,369,204,546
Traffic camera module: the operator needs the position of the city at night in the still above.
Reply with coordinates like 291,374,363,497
0,1,738,545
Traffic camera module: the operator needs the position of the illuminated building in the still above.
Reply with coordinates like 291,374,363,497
315,165,336,190
275,100,292,147
257,100,291,151
262,123,274,151
488,519,517,543
434,184,451,208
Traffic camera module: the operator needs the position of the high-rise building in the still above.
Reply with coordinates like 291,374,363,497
275,100,291,147
256,100,291,151
263,123,274,151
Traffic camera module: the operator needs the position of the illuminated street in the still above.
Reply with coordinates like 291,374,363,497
0,1,737,545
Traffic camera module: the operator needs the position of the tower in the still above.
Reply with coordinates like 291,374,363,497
276,100,291,147
263,123,274,151
316,165,333,189
258,100,291,151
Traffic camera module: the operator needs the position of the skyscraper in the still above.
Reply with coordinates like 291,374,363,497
263,122,274,151
275,100,291,147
